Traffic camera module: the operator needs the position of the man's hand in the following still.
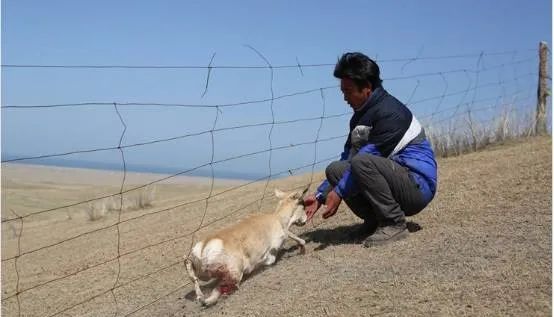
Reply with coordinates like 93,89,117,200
322,190,342,219
303,193,322,222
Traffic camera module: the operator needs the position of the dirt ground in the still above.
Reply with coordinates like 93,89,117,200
1,136,551,317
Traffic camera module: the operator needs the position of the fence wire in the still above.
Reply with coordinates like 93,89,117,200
1,47,548,317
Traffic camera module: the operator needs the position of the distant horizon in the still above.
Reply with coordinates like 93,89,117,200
1,152,323,181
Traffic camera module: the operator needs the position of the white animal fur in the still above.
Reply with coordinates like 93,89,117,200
185,188,308,306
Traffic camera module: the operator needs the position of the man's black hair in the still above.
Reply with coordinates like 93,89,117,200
334,52,382,89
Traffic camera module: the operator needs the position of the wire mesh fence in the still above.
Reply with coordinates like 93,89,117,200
1,45,549,316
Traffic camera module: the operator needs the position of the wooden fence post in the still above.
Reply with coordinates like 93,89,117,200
536,41,549,135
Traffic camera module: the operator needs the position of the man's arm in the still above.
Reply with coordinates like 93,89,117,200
306,146,350,220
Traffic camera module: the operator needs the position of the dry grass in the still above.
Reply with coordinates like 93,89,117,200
83,186,156,221
1,136,551,317
427,107,537,157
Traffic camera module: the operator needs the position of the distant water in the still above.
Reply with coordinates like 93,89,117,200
1,154,269,181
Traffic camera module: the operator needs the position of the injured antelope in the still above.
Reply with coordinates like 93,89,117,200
184,188,308,306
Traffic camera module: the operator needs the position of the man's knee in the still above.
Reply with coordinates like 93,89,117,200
350,153,378,177
325,161,348,184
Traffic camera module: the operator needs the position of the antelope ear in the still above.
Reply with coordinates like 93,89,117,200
274,189,286,199
290,186,310,201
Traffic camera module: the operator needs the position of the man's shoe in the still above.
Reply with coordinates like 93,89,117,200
347,220,378,241
363,222,408,247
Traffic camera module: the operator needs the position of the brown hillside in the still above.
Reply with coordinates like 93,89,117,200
1,137,551,317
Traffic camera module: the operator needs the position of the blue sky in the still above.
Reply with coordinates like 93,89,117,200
1,0,551,179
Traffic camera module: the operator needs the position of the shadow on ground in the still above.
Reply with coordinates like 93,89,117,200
301,221,423,251
301,223,365,251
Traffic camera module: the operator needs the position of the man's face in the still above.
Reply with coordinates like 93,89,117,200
340,78,372,110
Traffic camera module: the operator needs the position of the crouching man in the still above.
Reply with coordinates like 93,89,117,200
303,52,438,247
